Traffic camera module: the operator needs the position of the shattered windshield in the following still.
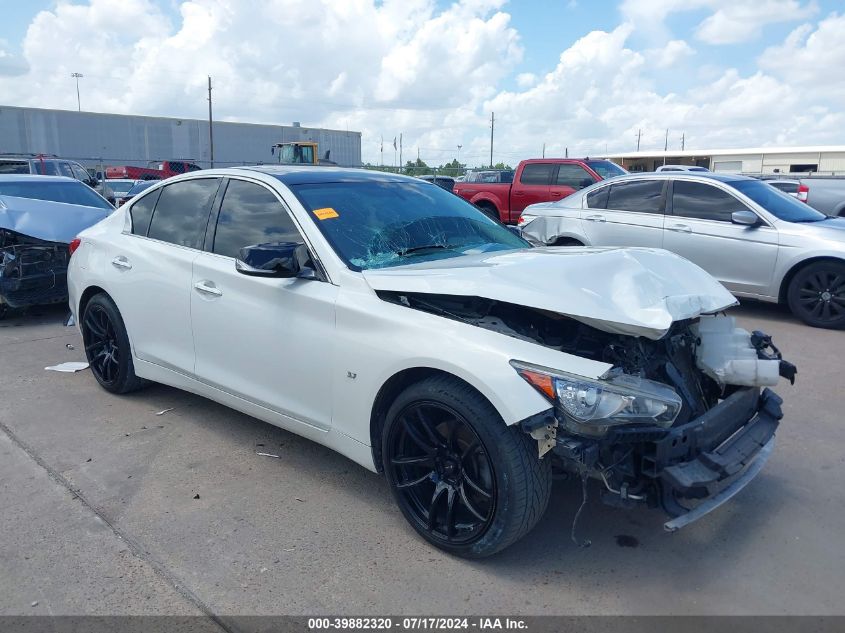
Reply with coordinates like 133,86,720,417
289,180,529,271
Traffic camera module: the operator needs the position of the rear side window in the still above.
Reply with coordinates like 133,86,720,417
607,180,664,213
769,181,798,194
212,180,302,258
0,161,31,174
586,185,610,209
57,162,75,178
671,181,748,221
555,164,594,189
147,178,219,248
520,164,554,185
130,189,161,236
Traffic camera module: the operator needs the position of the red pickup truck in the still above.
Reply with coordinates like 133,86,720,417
105,160,201,181
453,158,627,224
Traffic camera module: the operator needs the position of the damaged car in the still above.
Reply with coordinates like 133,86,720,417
67,168,795,557
1,176,114,317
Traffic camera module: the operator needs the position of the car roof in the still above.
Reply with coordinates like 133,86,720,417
0,174,80,183
232,165,420,185
609,172,753,183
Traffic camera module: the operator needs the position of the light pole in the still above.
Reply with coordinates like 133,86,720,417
71,72,83,111
457,144,462,169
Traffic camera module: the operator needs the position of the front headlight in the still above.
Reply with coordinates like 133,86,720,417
511,361,682,437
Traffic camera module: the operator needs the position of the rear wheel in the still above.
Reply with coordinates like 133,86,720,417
81,293,147,393
382,375,551,558
786,260,845,329
475,202,499,222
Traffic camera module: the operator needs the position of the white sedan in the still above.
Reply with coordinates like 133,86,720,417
67,167,793,557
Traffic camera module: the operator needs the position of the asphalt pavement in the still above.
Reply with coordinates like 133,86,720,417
1,301,843,618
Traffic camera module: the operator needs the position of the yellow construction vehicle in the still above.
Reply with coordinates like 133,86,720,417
271,141,336,165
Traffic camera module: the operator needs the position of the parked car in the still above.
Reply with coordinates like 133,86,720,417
762,176,845,216
453,158,627,224
0,176,113,316
0,174,114,210
68,167,792,556
105,160,201,181
655,165,710,172
464,170,514,184
102,179,145,206
418,174,456,192
0,153,99,188
116,180,159,206
519,172,845,328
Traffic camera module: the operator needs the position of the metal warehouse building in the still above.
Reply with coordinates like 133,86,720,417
605,146,845,175
0,105,361,169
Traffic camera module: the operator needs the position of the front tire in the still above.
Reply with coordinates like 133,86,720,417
786,261,845,329
81,293,147,393
382,375,551,558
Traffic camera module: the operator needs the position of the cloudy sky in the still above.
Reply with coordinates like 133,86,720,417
0,0,843,166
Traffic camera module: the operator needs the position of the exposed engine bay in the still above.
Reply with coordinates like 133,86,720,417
0,228,69,313
378,290,796,531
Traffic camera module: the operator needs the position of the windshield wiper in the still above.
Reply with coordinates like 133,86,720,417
398,243,463,256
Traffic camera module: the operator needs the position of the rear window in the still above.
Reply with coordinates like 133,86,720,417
730,180,827,223
0,180,113,209
768,181,798,194
147,178,220,248
606,180,664,213
130,189,161,236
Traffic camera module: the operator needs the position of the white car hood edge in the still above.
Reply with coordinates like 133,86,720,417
362,247,737,340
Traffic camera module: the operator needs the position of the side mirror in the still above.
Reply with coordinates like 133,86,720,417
731,210,760,226
235,242,311,278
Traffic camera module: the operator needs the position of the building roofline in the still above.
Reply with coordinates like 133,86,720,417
603,146,845,159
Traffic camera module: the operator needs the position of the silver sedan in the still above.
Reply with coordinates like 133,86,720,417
519,172,845,329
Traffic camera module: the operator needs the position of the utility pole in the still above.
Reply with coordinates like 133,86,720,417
399,133,403,169
71,73,83,111
380,135,384,167
542,142,545,158
680,132,685,151
457,144,462,168
636,128,642,151
207,76,214,168
489,112,494,168
663,129,669,166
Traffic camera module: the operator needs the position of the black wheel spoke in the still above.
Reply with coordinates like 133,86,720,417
458,482,487,522
461,440,480,461
415,408,445,449
445,487,457,538
396,470,435,489
427,484,446,530
401,416,437,454
391,454,435,466
463,471,492,498
84,313,106,338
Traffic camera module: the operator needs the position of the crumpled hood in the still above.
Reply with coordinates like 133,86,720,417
362,247,737,340
0,195,112,243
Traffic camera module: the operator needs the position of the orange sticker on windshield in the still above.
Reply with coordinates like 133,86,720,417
313,207,339,220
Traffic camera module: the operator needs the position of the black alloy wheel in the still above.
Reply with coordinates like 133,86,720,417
84,303,120,386
787,261,845,329
81,293,147,394
387,401,496,545
382,375,552,558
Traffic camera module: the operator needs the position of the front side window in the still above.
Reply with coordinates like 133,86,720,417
671,180,748,221
555,164,594,189
289,180,528,271
71,163,90,183
57,162,75,178
520,164,554,185
212,180,302,258
130,189,161,236
607,180,664,213
147,178,219,248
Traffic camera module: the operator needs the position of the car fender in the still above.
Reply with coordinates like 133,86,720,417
773,249,845,299
520,213,588,246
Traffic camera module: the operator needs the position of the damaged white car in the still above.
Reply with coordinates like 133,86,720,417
67,168,795,557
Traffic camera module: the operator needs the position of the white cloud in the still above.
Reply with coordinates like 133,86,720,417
0,1,842,165
696,0,818,44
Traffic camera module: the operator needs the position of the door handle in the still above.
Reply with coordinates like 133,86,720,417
585,214,606,222
111,256,132,270
193,281,222,297
551,192,563,197
667,224,692,233
513,191,525,196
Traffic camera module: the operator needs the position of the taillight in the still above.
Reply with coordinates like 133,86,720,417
68,238,81,256
517,215,526,225
797,184,809,203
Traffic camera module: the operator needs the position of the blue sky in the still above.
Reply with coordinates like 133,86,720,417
0,0,842,164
